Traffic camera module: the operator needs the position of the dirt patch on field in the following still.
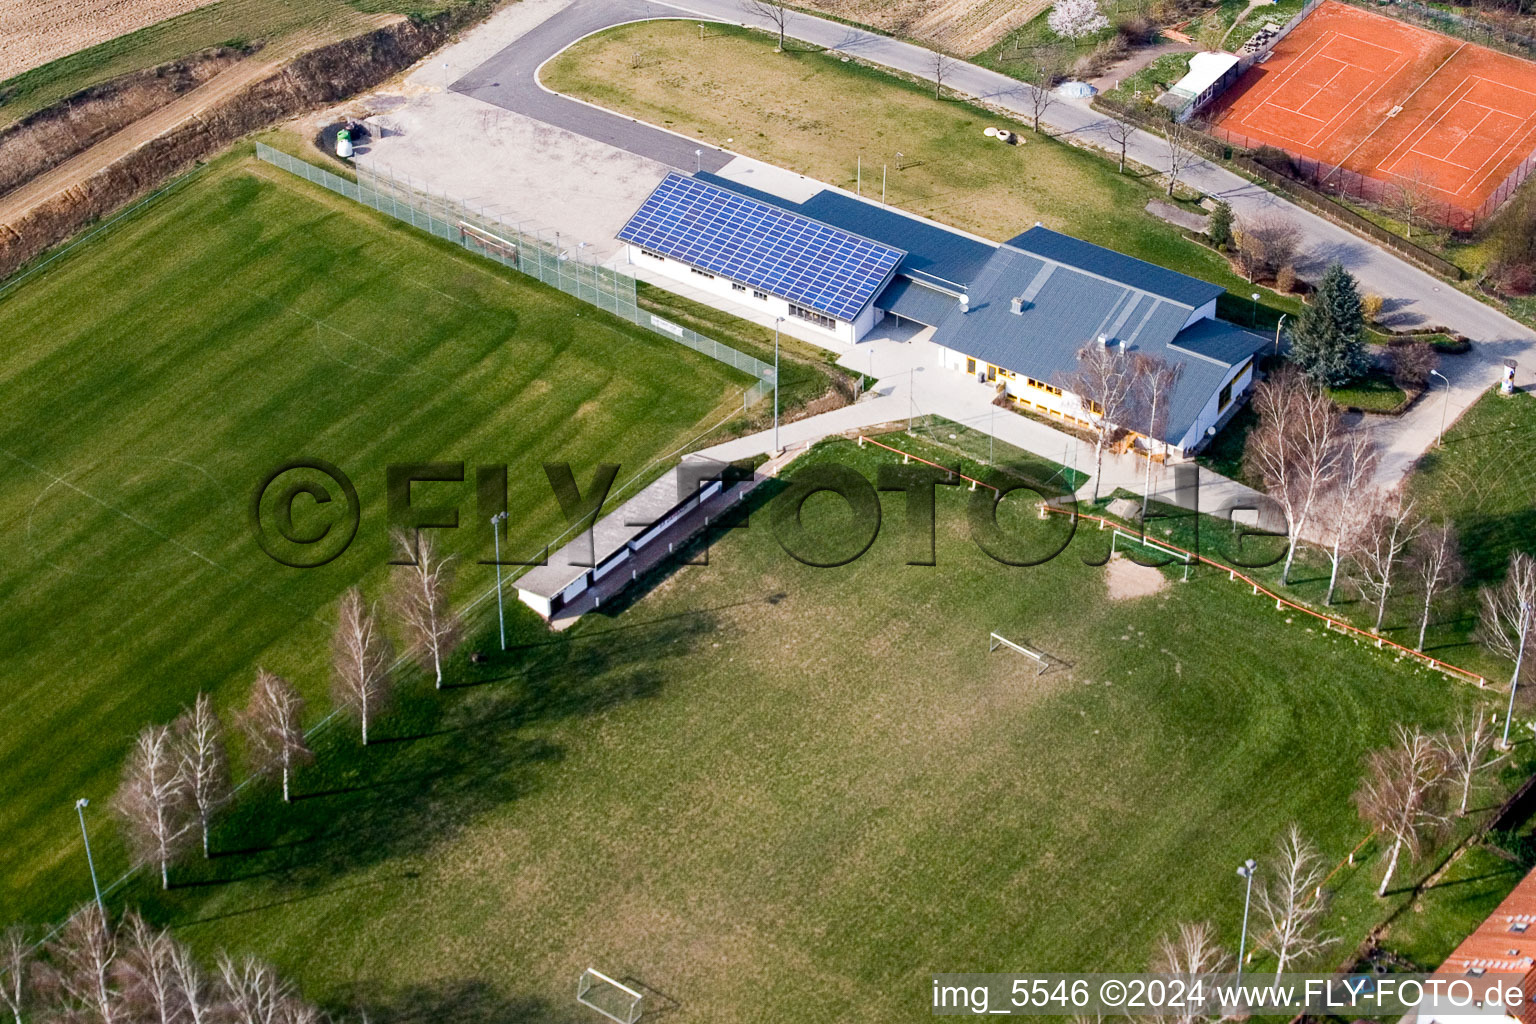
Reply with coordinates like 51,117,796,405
0,48,247,198
1105,552,1168,601
0,0,225,82
800,0,1054,54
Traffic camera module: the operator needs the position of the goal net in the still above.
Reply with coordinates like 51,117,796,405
577,969,643,1024
990,632,1049,675
459,222,519,265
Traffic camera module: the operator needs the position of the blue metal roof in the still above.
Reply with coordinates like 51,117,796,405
1007,226,1225,309
876,277,961,327
618,173,903,322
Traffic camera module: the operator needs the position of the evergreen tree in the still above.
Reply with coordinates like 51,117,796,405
1288,261,1370,386
1207,200,1233,250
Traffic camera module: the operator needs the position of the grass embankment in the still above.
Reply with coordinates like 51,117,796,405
0,0,473,127
543,21,1300,334
0,147,750,923
110,436,1478,1023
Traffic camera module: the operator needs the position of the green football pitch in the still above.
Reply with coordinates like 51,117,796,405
0,149,751,922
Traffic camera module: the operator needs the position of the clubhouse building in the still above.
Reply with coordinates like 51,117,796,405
617,171,1268,457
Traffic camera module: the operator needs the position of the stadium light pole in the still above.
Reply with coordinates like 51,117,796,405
491,511,509,650
1430,369,1450,448
774,317,784,454
75,798,106,924
1236,858,1257,985
1501,601,1532,749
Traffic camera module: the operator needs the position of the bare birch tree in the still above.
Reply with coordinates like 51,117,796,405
174,692,230,859
1062,341,1138,504
1027,65,1060,133
1352,492,1423,632
0,926,28,1024
1105,117,1134,173
390,530,460,689
242,669,311,804
1411,523,1465,651
1320,430,1377,605
741,0,790,49
1442,707,1503,816
116,912,184,1024
1479,551,1536,693
1165,120,1196,198
1353,724,1448,897
38,904,120,1024
332,587,394,745
1150,922,1229,1024
113,724,195,890
932,52,958,99
216,953,308,1024
169,940,215,1024
1243,370,1343,584
1132,354,1181,518
1254,824,1333,978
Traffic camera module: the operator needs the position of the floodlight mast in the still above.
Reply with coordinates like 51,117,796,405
76,798,106,924
491,511,509,650
1236,858,1257,987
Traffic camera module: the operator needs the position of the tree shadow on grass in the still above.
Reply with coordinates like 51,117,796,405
338,977,581,1024
158,604,720,910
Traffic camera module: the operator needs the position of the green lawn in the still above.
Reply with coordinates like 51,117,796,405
0,0,478,127
1407,387,1536,590
1326,372,1409,413
542,22,1300,334
1115,52,1194,101
95,436,1481,1023
0,148,750,923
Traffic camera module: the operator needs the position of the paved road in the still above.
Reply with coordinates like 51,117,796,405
456,0,1536,486
451,0,733,173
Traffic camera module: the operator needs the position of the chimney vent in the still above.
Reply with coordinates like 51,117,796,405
1010,296,1024,315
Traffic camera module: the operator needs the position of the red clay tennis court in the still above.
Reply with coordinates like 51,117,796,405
1205,1,1536,223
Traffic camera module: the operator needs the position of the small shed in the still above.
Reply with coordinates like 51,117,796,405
1157,51,1241,119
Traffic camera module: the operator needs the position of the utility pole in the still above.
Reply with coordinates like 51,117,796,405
773,317,784,454
1502,601,1532,749
1236,859,1257,986
491,511,508,650
76,798,106,924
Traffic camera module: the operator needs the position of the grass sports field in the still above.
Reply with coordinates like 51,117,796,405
542,22,1300,334
100,437,1482,1023
0,147,751,923
1205,1,1536,221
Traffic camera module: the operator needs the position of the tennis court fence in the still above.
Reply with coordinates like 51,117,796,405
255,144,774,404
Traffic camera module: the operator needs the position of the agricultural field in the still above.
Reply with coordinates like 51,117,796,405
542,21,1298,331
0,147,752,924
795,0,1055,54
0,0,471,127
106,437,1481,1022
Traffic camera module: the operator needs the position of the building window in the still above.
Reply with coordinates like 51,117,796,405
690,267,716,280
788,303,837,330
1513,923,1530,934
640,248,666,261
1218,379,1235,412
966,357,976,374
731,282,747,292
753,289,769,301
1089,400,1103,415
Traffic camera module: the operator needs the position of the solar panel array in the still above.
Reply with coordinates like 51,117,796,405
618,173,904,322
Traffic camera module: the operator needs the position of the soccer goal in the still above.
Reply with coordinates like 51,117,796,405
1110,528,1196,581
459,222,519,265
990,632,1049,675
577,969,643,1024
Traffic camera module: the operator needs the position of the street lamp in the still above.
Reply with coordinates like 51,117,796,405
75,798,105,923
1502,601,1532,749
1274,313,1287,356
491,511,509,650
1236,859,1257,985
1251,291,1260,328
1430,369,1450,449
773,317,784,454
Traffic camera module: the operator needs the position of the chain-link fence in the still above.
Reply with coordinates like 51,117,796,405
254,145,775,395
